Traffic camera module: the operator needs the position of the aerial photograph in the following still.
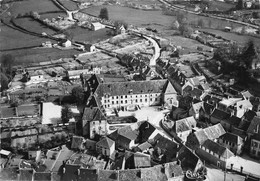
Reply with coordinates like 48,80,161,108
0,0,260,180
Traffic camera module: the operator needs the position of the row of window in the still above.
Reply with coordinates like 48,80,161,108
107,94,159,100
104,98,159,105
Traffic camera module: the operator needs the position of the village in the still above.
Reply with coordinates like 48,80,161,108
1,0,260,181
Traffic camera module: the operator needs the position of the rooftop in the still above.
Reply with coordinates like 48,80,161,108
42,102,62,124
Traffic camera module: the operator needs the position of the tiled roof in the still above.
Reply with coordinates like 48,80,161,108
96,137,114,149
78,169,98,181
34,172,51,181
202,140,234,159
62,164,81,181
164,161,183,178
82,107,106,126
71,136,84,150
211,109,230,120
141,165,167,181
194,124,226,145
118,169,142,181
95,79,167,97
133,152,151,168
137,142,152,151
219,132,243,145
98,170,118,181
191,102,203,114
174,116,197,133
247,116,260,135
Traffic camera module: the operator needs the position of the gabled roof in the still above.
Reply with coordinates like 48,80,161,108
211,109,230,120
202,140,234,159
95,79,167,97
82,107,106,124
98,170,118,181
243,110,257,122
247,116,260,135
241,90,253,99
96,137,114,149
137,142,152,151
118,169,142,181
174,116,197,133
62,164,81,181
223,115,241,127
78,169,98,181
219,98,242,107
164,161,183,178
194,123,226,145
236,99,253,109
164,81,177,94
201,102,215,115
71,136,84,149
219,132,243,145
133,152,151,168
34,172,51,181
191,102,203,114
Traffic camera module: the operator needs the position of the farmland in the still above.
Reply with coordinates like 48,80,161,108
0,25,55,50
59,0,78,11
83,5,242,31
200,28,260,48
65,27,112,43
9,0,62,17
14,17,57,35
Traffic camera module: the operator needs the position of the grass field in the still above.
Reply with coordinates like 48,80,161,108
9,0,61,17
59,0,78,11
40,12,67,19
206,1,235,11
83,5,242,31
0,25,55,50
14,17,57,35
200,28,260,48
65,27,112,43
0,48,79,65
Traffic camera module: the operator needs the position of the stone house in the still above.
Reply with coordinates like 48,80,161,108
96,136,115,158
218,132,244,155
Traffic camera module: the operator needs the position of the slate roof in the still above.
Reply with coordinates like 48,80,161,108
174,116,197,133
82,107,106,128
202,139,234,159
243,110,257,122
191,102,203,114
141,165,167,181
247,116,260,135
201,102,215,115
95,79,167,97
20,169,33,181
62,164,81,181
137,142,152,151
219,132,243,145
133,152,151,168
211,109,230,120
223,116,241,127
96,137,114,149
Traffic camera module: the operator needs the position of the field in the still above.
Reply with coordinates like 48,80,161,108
65,27,112,43
14,17,57,35
200,28,260,48
59,0,78,11
9,0,62,17
40,11,67,19
117,0,162,6
83,5,242,31
0,25,55,50
0,47,79,65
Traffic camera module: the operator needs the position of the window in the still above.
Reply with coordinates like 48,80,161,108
104,100,106,103
140,99,142,102
125,95,127,98
121,101,123,104
112,101,114,104
145,99,147,102
145,95,147,97
112,96,114,99
125,100,127,103
116,96,119,99
150,98,152,101
155,98,158,101
136,99,138,103
121,96,123,98
116,101,118,104
136,95,138,98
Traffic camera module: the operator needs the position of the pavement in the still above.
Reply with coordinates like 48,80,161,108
206,166,245,181
143,36,160,67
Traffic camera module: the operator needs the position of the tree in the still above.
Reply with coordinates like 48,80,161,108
0,73,9,91
172,20,180,30
0,54,14,76
236,0,244,10
71,86,85,104
241,40,257,69
61,105,73,124
179,24,193,37
99,8,109,20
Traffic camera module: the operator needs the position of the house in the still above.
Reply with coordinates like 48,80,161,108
118,169,142,181
176,145,203,173
108,126,139,150
186,123,226,149
34,172,52,181
199,102,215,121
137,121,156,144
96,136,115,158
61,39,72,47
235,99,253,118
250,134,260,158
218,132,244,155
119,25,126,34
82,107,106,138
152,134,179,162
136,142,152,153
164,161,184,180
125,152,151,169
162,116,197,143
98,170,119,181
78,169,98,181
91,22,105,31
62,164,81,181
0,150,12,158
85,44,96,52
196,139,234,169
71,136,85,150
94,79,169,109
241,90,253,100
210,108,230,124
189,102,203,120
220,115,241,131
163,80,178,108
247,116,260,138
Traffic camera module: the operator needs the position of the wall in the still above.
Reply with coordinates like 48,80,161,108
250,139,260,158
90,120,107,139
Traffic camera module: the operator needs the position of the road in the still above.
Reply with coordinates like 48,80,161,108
143,36,161,67
206,166,245,181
